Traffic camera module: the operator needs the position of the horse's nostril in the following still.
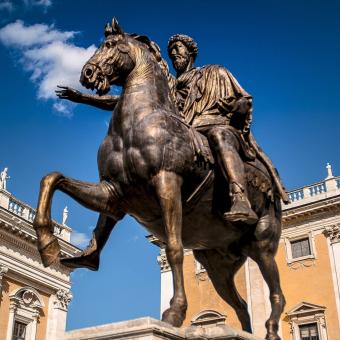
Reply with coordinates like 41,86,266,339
85,67,93,78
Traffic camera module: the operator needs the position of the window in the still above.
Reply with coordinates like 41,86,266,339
286,302,327,340
284,233,316,264
12,321,27,340
291,238,311,259
299,323,319,340
6,287,44,340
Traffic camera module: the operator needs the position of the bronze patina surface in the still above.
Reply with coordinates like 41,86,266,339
34,18,288,340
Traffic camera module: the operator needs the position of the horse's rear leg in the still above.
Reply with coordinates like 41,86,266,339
153,170,186,327
249,208,285,340
194,249,252,333
34,172,121,267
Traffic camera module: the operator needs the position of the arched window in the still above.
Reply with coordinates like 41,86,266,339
5,287,44,340
191,310,226,328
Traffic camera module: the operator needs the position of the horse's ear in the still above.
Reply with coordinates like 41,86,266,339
104,23,113,37
111,17,124,35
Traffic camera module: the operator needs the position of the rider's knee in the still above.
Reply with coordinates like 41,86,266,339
207,127,239,150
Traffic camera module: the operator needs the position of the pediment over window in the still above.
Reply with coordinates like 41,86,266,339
9,287,44,309
287,301,326,317
191,310,226,327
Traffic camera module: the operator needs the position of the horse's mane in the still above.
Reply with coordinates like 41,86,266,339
129,34,173,84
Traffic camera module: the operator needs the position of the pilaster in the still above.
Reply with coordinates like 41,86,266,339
46,289,73,339
0,263,9,306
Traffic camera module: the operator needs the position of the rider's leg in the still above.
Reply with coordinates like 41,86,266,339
61,212,124,270
207,127,258,224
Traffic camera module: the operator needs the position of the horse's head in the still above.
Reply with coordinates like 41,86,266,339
80,18,136,95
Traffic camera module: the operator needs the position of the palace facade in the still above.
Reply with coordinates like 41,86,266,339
0,183,79,339
157,164,340,340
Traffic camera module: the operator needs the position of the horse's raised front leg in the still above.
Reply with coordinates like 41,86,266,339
153,170,186,327
34,172,122,267
250,244,286,340
61,213,124,271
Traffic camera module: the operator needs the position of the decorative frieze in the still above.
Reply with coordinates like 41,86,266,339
54,289,73,311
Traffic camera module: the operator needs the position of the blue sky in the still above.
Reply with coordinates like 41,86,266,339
0,0,339,331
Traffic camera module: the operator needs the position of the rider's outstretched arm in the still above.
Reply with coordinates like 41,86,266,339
56,86,119,111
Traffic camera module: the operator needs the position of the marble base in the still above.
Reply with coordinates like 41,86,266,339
64,317,263,339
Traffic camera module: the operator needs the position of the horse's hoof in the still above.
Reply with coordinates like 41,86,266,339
162,308,184,327
60,253,99,271
38,236,61,267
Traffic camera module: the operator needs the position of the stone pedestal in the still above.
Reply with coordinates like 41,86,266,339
64,317,263,340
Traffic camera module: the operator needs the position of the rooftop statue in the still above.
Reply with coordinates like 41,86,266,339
0,167,10,191
35,18,288,340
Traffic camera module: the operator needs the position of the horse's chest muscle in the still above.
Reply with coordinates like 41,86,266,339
98,135,124,181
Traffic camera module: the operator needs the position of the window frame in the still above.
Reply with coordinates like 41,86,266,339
286,302,328,340
284,232,316,264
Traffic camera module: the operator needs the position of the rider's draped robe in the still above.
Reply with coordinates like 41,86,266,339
168,64,289,202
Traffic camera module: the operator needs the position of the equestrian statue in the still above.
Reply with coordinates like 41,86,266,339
34,18,289,340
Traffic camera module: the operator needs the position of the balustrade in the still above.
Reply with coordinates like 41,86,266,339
309,182,327,196
288,190,304,202
1,194,68,240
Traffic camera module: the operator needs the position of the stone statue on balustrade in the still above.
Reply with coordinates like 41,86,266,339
34,18,289,340
0,167,10,191
62,206,68,226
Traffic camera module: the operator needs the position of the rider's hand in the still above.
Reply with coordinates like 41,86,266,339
55,85,82,103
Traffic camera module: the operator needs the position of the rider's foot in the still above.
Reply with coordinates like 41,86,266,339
223,193,258,225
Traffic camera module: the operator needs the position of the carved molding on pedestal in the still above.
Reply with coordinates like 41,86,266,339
54,289,73,311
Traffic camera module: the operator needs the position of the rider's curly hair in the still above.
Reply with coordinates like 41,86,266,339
167,34,198,61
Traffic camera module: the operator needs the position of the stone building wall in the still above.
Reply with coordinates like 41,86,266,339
0,184,79,340
158,164,340,340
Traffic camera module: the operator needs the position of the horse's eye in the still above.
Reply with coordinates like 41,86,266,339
105,41,112,48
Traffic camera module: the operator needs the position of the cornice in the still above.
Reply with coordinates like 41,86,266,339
282,195,340,227
0,207,80,256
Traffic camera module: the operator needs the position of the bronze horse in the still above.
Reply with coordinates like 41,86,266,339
33,19,285,340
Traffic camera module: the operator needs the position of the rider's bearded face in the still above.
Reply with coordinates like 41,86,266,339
169,41,191,73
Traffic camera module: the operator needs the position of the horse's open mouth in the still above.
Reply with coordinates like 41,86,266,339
94,76,110,95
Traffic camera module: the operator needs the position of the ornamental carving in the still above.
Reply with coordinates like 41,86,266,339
0,264,8,292
0,263,8,278
157,252,170,272
54,289,73,311
324,224,340,244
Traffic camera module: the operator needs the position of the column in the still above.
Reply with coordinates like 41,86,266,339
45,289,73,340
244,258,271,338
325,225,340,330
157,251,173,316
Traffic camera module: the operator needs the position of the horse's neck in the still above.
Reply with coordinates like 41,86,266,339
123,50,172,108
